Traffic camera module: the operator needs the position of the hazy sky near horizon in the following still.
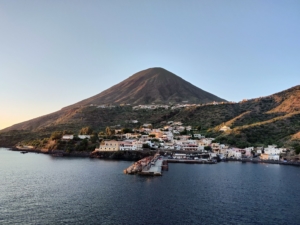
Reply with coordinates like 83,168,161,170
0,0,299,129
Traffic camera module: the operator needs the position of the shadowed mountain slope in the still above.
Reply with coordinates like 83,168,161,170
1,67,225,132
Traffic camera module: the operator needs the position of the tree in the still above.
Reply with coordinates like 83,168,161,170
151,138,159,142
190,130,194,139
63,130,73,135
122,128,132,134
204,146,212,151
295,146,300,155
142,143,150,149
80,127,93,135
50,131,63,140
90,135,98,144
75,139,88,151
73,135,80,141
180,128,187,135
105,127,112,136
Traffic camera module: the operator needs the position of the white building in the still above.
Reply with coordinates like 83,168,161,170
78,135,91,140
244,147,254,157
162,142,175,149
132,141,143,150
193,134,203,139
226,148,242,159
162,131,173,141
120,141,136,151
142,123,152,128
264,145,283,155
173,122,183,126
269,154,280,160
200,138,214,145
177,126,185,132
186,126,192,131
62,135,74,140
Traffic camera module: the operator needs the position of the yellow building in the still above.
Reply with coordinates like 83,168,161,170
98,140,120,151
260,153,269,160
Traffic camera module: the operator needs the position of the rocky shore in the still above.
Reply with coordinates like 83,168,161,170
8,146,156,161
5,147,300,166
90,150,156,161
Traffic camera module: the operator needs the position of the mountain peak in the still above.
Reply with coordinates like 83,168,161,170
129,67,178,79
65,68,226,108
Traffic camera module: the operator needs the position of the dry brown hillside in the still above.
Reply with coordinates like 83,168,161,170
63,67,226,109
1,82,300,148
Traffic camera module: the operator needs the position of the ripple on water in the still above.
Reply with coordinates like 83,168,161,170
1,148,300,225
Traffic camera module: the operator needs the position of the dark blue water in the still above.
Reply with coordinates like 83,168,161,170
1,148,300,225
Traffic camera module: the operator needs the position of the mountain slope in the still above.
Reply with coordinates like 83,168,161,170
1,74,299,148
64,67,226,109
1,67,225,132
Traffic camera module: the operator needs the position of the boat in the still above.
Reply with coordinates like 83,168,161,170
20,151,28,154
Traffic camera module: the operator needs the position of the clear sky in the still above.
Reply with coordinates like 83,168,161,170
0,0,299,129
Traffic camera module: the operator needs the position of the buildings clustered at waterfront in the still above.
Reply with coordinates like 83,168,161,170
61,121,286,161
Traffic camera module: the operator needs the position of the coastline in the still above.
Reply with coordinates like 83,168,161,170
6,146,155,161
226,158,300,167
8,147,91,157
3,146,300,167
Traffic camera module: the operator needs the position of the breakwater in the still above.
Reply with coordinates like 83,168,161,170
124,155,217,176
124,153,163,175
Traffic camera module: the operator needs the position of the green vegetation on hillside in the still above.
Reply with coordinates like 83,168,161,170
1,85,300,148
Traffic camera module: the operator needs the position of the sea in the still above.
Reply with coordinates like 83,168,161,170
1,147,300,225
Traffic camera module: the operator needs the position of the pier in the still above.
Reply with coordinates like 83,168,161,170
123,153,163,176
124,153,216,176
139,156,163,176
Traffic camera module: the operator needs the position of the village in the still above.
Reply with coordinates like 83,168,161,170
60,120,290,162
89,100,237,111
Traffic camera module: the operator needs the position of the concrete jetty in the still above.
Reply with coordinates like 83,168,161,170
124,153,163,176
139,157,163,176
124,154,217,176
123,156,154,174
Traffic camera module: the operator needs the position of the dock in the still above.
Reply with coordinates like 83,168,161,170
124,153,217,176
123,156,153,174
124,153,163,176
139,157,164,176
